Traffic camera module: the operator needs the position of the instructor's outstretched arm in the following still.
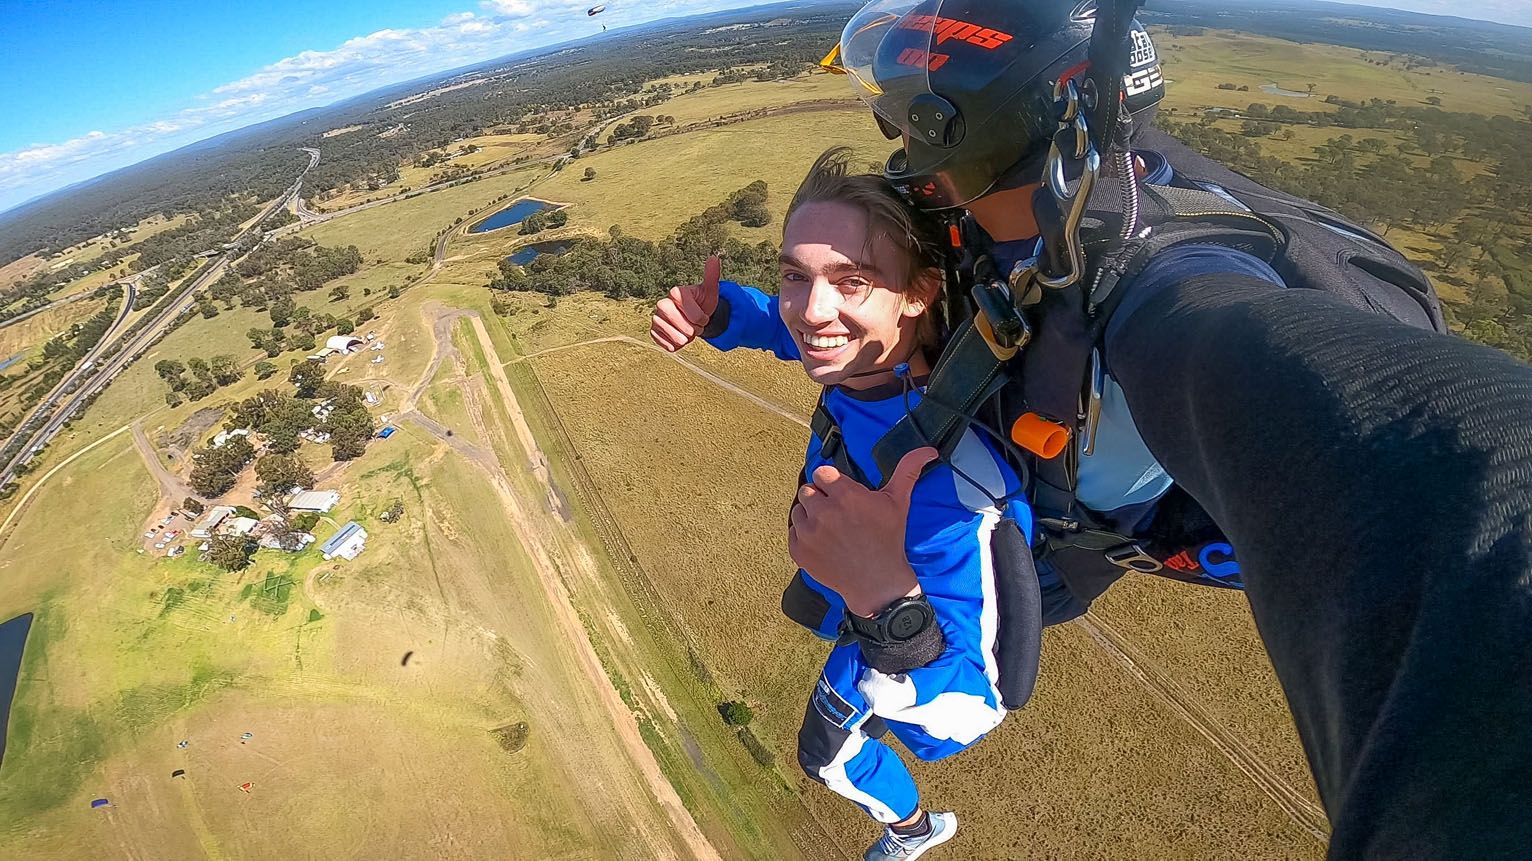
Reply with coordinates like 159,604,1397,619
1105,274,1532,858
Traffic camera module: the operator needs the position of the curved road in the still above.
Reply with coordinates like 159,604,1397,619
0,148,320,491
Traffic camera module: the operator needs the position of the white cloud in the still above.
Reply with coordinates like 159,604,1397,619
0,0,736,211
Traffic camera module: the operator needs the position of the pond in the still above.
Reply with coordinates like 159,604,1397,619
0,612,34,767
1261,82,1313,98
469,198,559,234
506,240,573,266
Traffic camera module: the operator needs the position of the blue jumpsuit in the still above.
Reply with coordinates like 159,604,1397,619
707,280,1028,823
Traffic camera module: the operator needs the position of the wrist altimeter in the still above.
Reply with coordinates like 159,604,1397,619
844,594,936,645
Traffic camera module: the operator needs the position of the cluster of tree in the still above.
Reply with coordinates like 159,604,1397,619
189,433,256,497
234,237,363,286
610,115,658,142
131,274,172,310
208,535,257,571
318,384,376,461
594,91,674,121
253,453,314,498
156,355,243,405
753,59,811,82
520,209,569,235
489,183,780,301
228,387,317,454
39,294,123,366
1160,98,1532,362
223,372,376,464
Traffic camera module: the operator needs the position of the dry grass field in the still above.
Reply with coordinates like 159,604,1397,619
526,338,1322,859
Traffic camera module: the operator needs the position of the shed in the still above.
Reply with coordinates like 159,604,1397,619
320,522,368,561
190,506,236,538
326,335,365,354
222,516,261,537
287,490,340,513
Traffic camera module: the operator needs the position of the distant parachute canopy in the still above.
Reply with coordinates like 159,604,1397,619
587,5,606,15
90,798,110,809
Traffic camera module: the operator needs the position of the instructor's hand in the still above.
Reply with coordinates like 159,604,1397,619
788,448,940,618
650,254,722,352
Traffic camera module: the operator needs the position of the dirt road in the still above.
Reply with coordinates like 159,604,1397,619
409,307,721,861
130,421,196,505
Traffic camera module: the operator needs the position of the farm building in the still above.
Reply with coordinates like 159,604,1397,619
320,522,368,561
327,335,365,354
222,517,262,538
190,506,236,538
287,490,340,513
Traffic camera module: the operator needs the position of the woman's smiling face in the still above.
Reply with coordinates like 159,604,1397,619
778,200,932,388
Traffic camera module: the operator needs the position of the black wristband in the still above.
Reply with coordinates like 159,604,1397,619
856,621,945,674
700,296,731,339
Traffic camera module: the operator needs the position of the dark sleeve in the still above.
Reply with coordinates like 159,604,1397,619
1105,274,1532,859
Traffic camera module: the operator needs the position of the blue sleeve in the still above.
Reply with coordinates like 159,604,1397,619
1108,243,1284,342
703,281,800,361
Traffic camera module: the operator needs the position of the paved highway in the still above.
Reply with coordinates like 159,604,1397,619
0,148,321,491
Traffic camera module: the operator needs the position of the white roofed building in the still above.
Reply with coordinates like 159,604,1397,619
287,490,341,513
191,506,236,539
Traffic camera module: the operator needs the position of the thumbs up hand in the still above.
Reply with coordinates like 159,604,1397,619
650,254,723,352
788,447,941,618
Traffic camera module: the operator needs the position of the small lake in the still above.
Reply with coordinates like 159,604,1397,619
0,613,34,767
506,240,573,266
469,198,559,234
1261,82,1313,98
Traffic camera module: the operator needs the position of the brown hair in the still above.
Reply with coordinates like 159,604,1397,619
784,146,949,301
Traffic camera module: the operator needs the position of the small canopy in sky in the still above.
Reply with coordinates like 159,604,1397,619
90,798,110,809
587,5,606,16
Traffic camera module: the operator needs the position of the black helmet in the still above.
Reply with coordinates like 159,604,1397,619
839,0,1165,210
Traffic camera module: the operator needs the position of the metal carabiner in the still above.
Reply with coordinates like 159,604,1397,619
1036,80,1101,291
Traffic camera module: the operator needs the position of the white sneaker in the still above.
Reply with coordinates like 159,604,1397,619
864,811,958,861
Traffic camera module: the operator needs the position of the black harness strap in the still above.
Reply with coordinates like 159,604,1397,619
810,392,870,487
870,315,1014,486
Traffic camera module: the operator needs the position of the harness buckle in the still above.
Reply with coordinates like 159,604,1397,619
1104,543,1164,573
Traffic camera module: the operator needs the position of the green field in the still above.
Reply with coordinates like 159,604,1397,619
1155,29,1532,117
539,108,892,241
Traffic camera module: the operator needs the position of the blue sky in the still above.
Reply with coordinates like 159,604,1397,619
0,0,1527,215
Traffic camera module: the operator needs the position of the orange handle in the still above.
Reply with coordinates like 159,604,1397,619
1010,413,1069,460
